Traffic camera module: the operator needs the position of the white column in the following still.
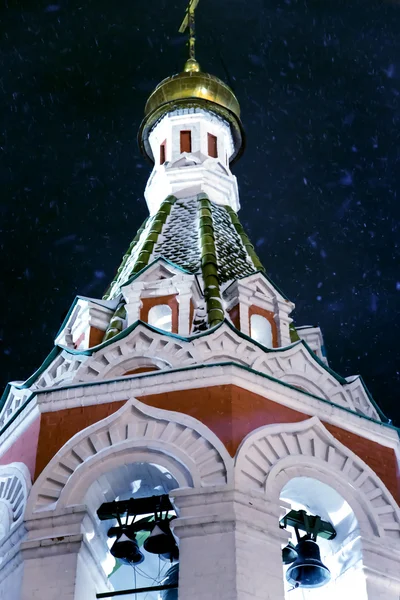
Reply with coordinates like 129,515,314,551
171,486,288,600
362,539,400,600
275,301,293,347
123,284,144,326
176,281,195,336
19,507,111,600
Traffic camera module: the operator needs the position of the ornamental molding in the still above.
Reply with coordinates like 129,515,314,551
0,463,31,541
26,397,232,515
235,417,400,541
70,324,378,419
0,323,381,429
224,272,294,311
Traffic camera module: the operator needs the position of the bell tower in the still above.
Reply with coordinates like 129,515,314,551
0,2,399,600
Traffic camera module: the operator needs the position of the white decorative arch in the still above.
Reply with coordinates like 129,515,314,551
27,398,233,515
235,417,400,541
0,463,31,539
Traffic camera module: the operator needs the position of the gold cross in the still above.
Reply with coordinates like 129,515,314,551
178,0,200,60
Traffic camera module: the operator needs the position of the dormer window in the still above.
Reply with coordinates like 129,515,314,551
160,140,166,164
180,130,192,153
250,314,272,347
208,133,218,158
148,304,172,332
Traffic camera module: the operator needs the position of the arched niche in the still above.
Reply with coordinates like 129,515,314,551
280,477,368,600
26,398,233,516
235,417,400,542
84,460,180,597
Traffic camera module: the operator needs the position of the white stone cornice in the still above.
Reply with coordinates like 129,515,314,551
31,362,400,454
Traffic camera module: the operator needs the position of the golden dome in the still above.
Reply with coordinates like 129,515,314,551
138,61,245,164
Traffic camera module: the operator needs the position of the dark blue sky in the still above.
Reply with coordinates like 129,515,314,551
1,0,400,424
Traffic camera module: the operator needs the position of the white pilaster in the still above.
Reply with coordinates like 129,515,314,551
171,486,288,600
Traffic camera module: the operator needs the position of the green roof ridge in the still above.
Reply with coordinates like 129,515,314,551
198,193,224,327
131,195,176,275
103,216,149,300
103,302,127,342
289,323,301,342
102,196,177,342
224,205,265,272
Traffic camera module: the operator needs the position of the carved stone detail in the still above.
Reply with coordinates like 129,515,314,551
28,398,232,513
235,417,400,540
0,324,381,428
0,463,31,539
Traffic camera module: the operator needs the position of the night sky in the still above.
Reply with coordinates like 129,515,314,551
2,0,400,425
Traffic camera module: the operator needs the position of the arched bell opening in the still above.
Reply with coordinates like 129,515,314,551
84,461,181,600
280,477,368,600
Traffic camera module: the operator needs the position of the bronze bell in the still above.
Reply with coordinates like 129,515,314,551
286,536,331,589
110,527,144,566
143,519,179,561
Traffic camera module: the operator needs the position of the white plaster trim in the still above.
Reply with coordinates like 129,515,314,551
235,417,400,541
0,462,31,560
64,323,380,420
32,363,400,452
26,397,232,515
1,323,382,429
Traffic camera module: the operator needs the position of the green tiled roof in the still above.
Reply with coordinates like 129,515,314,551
102,193,269,338
104,194,262,302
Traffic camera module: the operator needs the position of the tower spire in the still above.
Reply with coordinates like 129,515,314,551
179,0,200,70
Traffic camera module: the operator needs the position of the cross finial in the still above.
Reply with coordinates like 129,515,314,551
179,0,200,61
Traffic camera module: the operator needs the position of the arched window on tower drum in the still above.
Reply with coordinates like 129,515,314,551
250,313,273,347
148,304,173,332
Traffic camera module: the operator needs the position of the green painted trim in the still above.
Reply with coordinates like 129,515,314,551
131,196,176,276
54,297,80,341
198,194,224,327
290,323,301,342
224,205,265,272
356,375,390,422
103,216,150,300
0,346,61,410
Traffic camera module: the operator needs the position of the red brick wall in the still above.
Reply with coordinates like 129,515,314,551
139,385,400,503
34,401,125,480
228,304,240,329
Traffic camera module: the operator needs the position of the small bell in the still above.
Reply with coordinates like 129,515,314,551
144,519,179,561
110,527,144,566
286,536,331,589
282,542,298,565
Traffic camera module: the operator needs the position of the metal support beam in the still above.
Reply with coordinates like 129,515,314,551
96,583,178,598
